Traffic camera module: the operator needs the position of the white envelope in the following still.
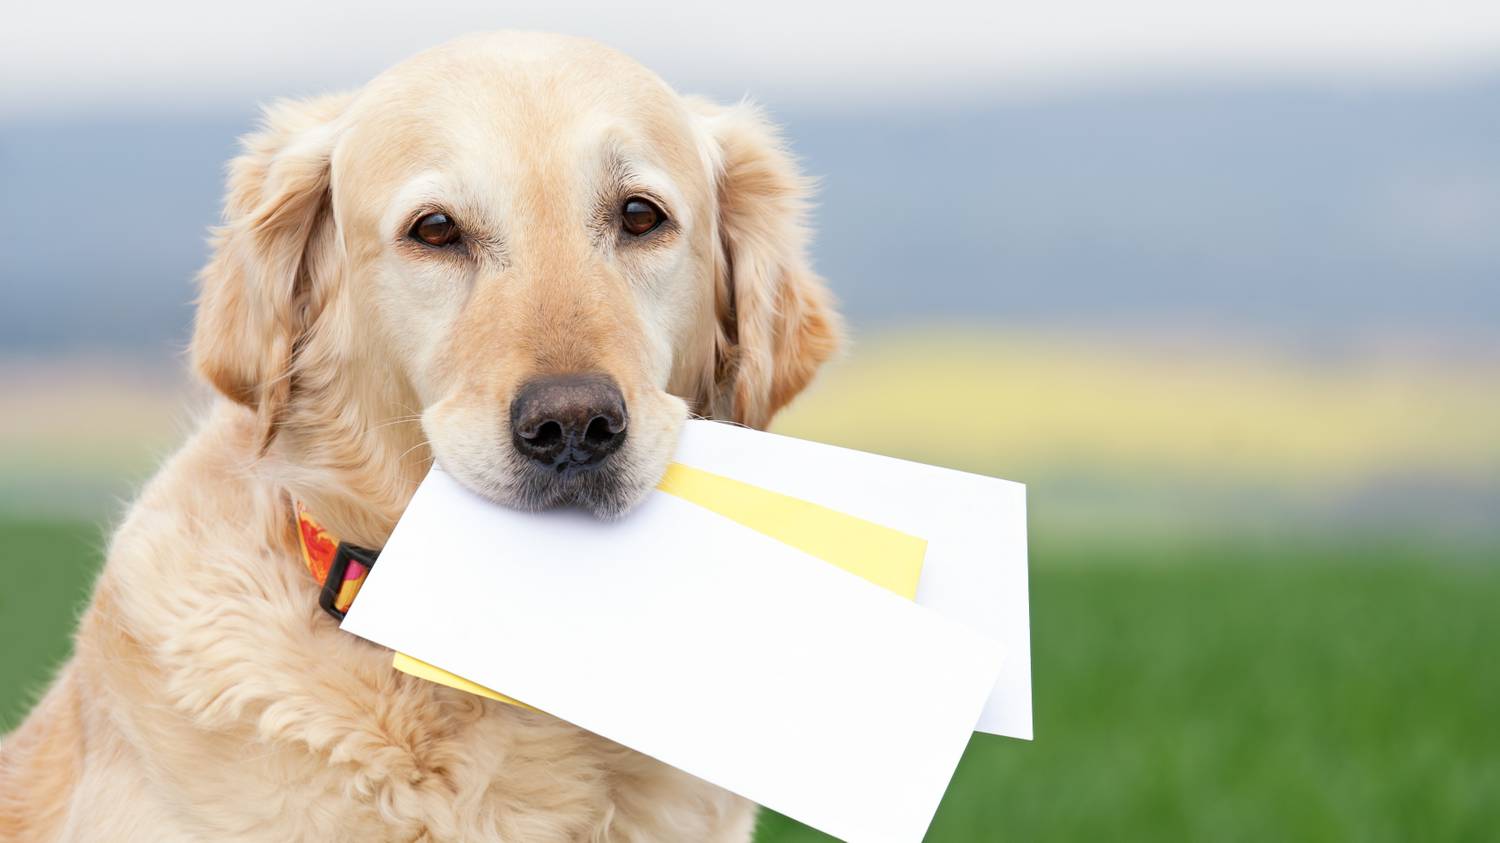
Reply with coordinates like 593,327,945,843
673,420,1032,740
341,470,1006,843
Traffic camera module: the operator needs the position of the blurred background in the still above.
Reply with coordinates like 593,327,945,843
3,1,1498,839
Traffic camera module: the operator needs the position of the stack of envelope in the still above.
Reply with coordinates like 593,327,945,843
341,420,1030,843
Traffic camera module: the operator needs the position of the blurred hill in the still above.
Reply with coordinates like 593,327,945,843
2,331,1496,539
3,76,1499,357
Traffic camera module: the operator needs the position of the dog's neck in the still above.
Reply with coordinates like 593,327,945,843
233,404,427,552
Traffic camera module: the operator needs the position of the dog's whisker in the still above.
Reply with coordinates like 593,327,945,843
395,437,434,466
370,414,425,432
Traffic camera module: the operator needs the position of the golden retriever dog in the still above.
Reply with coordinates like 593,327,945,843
0,31,840,841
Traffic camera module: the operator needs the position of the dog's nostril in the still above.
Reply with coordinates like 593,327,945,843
529,420,564,448
584,416,618,446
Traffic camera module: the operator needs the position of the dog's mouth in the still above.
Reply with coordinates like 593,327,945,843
441,447,660,521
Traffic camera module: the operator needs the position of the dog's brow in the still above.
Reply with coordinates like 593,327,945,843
601,144,684,218
603,146,636,192
385,172,451,229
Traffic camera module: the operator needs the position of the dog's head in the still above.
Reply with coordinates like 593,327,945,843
192,32,840,524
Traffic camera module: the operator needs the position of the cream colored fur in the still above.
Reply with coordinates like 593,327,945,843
0,32,841,842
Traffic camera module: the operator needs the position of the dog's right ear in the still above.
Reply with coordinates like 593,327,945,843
192,93,350,440
690,99,844,430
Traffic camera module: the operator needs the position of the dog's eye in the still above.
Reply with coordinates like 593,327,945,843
410,212,461,247
621,197,665,237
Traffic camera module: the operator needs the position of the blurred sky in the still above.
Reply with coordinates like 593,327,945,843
6,0,1500,112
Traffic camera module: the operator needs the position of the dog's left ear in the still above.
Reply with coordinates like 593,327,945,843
191,93,350,443
692,100,844,430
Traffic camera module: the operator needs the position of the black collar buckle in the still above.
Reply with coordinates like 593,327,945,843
318,542,380,621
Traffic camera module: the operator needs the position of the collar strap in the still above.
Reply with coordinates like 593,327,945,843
294,501,380,621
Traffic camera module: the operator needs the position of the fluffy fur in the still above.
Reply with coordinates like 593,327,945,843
0,32,841,841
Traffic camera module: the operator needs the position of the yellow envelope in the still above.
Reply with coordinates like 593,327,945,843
392,462,929,708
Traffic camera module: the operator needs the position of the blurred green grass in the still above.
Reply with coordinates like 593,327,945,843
5,519,1497,840
1,519,106,731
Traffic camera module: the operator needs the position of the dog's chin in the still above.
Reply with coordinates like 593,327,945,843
446,454,659,520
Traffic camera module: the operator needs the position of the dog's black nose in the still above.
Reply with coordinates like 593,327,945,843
510,373,628,472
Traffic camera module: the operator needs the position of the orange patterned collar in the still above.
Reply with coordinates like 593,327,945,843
293,501,380,620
